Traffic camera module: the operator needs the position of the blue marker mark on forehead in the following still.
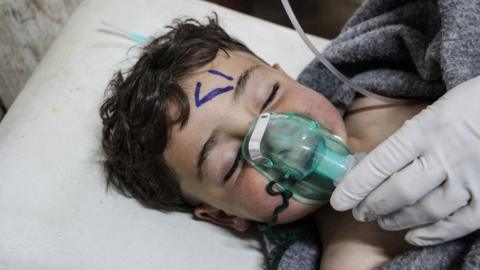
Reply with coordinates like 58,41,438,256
195,83,234,107
195,69,235,107
208,69,234,81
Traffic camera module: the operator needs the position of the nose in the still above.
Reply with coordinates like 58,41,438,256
266,132,292,156
222,109,257,140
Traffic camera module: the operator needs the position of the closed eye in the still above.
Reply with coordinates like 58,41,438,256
261,82,279,111
223,149,242,182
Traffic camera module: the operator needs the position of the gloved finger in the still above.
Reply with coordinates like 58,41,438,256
352,155,445,222
331,120,424,211
405,196,479,246
378,179,470,230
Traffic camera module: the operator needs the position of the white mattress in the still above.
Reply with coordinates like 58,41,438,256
0,0,328,269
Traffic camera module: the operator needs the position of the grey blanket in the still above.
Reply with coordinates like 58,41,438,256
262,0,480,269
298,0,480,115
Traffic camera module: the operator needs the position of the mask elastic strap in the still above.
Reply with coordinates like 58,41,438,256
258,181,298,270
257,180,293,232
265,181,293,226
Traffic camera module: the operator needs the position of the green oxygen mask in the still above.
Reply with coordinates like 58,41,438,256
241,112,363,204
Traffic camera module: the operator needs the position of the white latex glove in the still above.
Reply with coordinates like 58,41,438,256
331,75,480,246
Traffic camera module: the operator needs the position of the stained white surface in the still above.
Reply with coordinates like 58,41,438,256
0,0,328,269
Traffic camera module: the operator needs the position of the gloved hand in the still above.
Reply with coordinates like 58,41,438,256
330,75,480,246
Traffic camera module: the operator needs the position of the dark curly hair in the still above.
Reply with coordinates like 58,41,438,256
100,15,258,212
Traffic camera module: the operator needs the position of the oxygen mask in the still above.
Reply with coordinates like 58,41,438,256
242,112,364,204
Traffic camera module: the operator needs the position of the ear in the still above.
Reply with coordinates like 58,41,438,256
194,204,251,232
272,63,288,75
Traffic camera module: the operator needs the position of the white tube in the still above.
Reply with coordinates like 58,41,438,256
281,0,409,104
100,21,129,36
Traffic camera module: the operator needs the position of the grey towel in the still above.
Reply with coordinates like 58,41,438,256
262,0,480,269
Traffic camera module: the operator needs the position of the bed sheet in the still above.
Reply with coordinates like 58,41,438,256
0,0,328,269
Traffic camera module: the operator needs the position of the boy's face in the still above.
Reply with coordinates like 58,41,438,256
164,50,347,230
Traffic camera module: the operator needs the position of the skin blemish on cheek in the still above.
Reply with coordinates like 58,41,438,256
195,69,235,107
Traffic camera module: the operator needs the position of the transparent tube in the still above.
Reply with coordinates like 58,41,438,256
281,0,409,104
100,21,149,44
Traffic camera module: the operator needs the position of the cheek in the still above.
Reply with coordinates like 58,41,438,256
232,166,324,223
231,167,282,222
295,89,347,140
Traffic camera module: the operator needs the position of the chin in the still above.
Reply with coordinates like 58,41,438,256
276,199,327,224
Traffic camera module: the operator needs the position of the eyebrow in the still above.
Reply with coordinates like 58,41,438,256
233,65,260,101
196,65,260,180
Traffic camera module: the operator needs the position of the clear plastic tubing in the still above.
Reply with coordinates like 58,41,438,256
100,21,148,44
281,0,409,104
